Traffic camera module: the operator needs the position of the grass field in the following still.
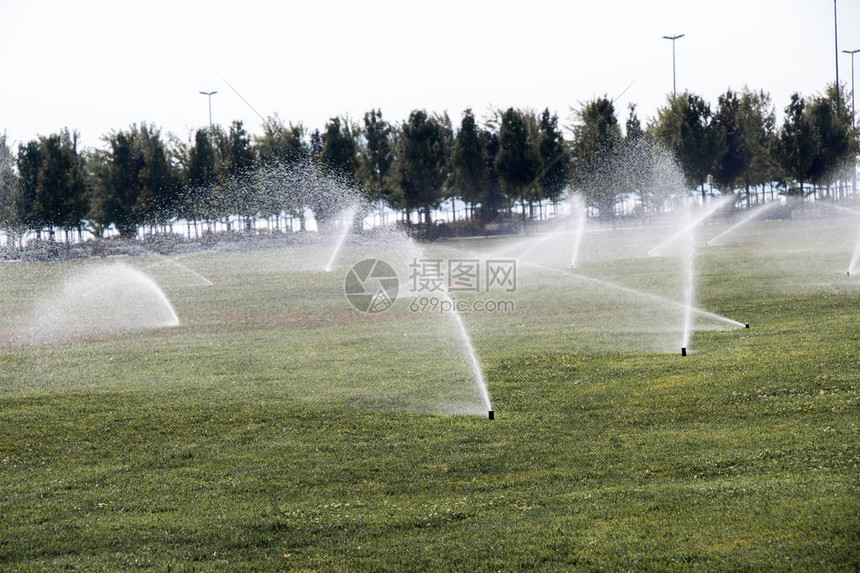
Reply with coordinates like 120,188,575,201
1,212,859,570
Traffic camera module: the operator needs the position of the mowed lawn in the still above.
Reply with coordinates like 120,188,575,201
1,215,859,571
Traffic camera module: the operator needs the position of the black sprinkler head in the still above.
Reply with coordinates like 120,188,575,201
488,410,494,420
681,347,687,357
745,323,750,329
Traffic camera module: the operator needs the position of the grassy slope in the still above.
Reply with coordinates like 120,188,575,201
1,217,858,571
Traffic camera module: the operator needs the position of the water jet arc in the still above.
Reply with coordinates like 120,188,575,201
530,263,747,329
648,195,734,257
324,209,354,273
706,202,779,246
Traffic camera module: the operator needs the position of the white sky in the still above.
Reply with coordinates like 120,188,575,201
2,0,859,150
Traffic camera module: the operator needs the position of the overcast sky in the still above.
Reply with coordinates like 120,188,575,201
2,0,859,150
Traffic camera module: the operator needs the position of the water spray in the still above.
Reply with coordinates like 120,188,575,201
705,201,779,247
323,208,354,273
139,252,213,286
648,195,735,257
569,194,588,269
531,263,747,329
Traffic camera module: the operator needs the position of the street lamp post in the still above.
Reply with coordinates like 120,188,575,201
662,34,685,97
844,48,859,193
844,49,859,128
199,91,218,128
834,0,840,118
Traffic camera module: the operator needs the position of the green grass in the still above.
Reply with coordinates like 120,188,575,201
1,216,859,571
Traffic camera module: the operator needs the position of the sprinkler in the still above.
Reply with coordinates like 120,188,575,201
848,271,851,276
681,347,687,357
488,410,494,420
745,323,750,329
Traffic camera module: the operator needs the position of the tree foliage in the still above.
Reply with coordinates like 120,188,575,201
572,97,622,218
496,107,539,218
359,109,396,206
807,84,856,188
399,110,447,225
650,92,720,198
453,109,485,216
537,108,568,204
0,133,17,238
13,129,89,238
320,117,357,180
774,93,818,195
2,82,858,244
92,124,175,237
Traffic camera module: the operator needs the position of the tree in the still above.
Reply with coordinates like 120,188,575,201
183,128,218,230
432,111,456,222
572,97,622,219
138,126,177,229
320,117,357,180
737,89,778,203
204,124,235,229
256,115,308,167
187,128,217,189
17,129,90,241
712,89,746,194
220,120,256,230
54,131,89,239
400,110,446,225
537,108,569,210
15,140,42,235
650,92,721,200
453,109,485,220
480,129,506,221
495,108,539,219
625,104,643,142
93,124,174,237
359,109,396,209
309,128,324,159
711,88,777,206
305,117,358,228
222,120,254,177
620,104,667,212
774,93,818,197
0,133,20,244
807,84,856,196
255,116,309,230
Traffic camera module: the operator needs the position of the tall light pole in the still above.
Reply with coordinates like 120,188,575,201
199,91,217,128
834,0,840,118
662,34,685,97
844,49,859,127
844,48,859,193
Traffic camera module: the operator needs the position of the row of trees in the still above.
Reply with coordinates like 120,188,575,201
0,83,857,243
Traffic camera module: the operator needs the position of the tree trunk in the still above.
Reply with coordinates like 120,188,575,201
424,200,432,226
